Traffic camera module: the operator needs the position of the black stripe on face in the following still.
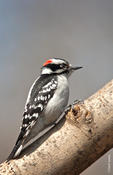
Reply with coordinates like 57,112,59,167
46,64,61,72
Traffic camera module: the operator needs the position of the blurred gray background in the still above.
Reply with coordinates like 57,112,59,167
0,0,113,174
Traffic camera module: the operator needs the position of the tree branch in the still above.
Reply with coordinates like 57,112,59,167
0,79,113,175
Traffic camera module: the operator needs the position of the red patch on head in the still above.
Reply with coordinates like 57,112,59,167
43,59,53,66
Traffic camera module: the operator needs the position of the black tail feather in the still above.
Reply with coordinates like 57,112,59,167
7,139,23,161
6,128,27,161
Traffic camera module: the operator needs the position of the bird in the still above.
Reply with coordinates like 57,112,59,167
7,58,82,161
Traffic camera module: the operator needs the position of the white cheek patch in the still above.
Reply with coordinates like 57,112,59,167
41,67,52,74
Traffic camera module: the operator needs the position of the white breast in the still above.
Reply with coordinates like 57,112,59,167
43,74,69,125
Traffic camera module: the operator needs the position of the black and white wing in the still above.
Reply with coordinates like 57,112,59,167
7,74,58,161
22,74,58,131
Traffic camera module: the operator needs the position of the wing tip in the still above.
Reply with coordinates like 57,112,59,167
7,144,23,162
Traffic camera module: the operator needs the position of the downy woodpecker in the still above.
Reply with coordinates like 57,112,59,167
7,58,82,160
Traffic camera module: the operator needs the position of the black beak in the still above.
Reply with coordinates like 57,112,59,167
70,66,83,71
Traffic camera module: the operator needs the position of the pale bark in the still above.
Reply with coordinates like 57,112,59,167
0,79,113,175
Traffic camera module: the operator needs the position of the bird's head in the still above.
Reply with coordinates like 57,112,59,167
41,58,82,76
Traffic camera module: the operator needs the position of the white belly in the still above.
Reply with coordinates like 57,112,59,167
43,74,69,125
24,75,69,145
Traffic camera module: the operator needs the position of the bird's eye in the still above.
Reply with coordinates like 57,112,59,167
60,63,67,68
